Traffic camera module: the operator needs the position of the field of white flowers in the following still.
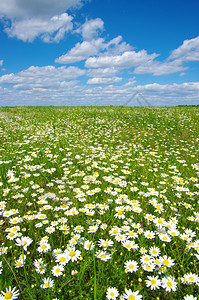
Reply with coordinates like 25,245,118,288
0,106,198,300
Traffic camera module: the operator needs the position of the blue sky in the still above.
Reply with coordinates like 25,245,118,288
0,0,199,106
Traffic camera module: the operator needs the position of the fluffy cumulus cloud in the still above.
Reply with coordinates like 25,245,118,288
0,60,3,66
0,65,85,90
134,36,199,76
0,0,89,42
134,59,188,76
5,13,73,42
55,38,105,63
1,79,199,107
0,0,86,19
85,50,158,69
75,18,104,41
87,76,122,85
169,36,199,61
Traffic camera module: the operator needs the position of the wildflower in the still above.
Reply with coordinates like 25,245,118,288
96,251,112,261
145,275,161,290
15,236,33,251
122,240,138,251
184,273,199,284
1,287,19,299
37,243,51,253
162,276,178,292
124,260,139,273
98,239,114,249
84,240,95,251
40,277,54,289
142,263,156,272
122,289,142,300
51,264,64,277
149,246,161,257
45,226,55,234
106,287,119,299
144,230,155,239
56,253,69,265
65,247,81,262
88,225,98,233
184,295,198,300
160,255,175,268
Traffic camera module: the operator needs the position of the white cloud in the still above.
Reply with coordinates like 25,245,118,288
87,76,122,85
0,60,3,66
87,67,119,78
5,13,73,42
0,0,89,42
55,38,105,63
134,36,199,76
134,59,187,76
85,50,158,69
0,0,87,19
0,65,85,89
76,18,104,41
169,36,199,61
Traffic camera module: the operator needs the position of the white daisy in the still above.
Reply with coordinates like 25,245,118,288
145,275,162,290
106,287,119,299
122,288,142,300
1,286,19,299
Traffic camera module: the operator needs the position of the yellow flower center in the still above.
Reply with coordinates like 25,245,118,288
102,242,108,247
69,251,76,257
100,254,106,259
151,280,156,285
16,261,22,267
129,264,134,269
59,256,66,262
55,268,60,273
41,244,47,249
4,292,13,299
126,244,131,249
128,296,135,300
167,281,173,287
163,259,169,266
44,283,50,288
110,292,115,297
189,277,194,281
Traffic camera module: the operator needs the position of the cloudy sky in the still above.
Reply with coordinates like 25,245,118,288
0,0,199,106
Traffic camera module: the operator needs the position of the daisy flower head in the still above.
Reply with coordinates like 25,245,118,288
184,273,199,284
145,275,161,290
1,286,19,299
124,260,139,273
98,239,114,248
184,296,198,300
56,253,69,265
40,277,54,289
96,251,112,261
160,255,175,268
142,263,156,272
51,264,64,277
149,246,161,257
162,276,178,292
106,287,119,299
122,288,143,300
84,240,95,251
65,247,81,262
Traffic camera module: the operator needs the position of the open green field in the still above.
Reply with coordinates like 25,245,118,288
0,106,198,300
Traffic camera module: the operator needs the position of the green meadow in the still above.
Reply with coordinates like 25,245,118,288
0,106,198,300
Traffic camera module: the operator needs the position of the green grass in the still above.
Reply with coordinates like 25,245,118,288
0,106,198,300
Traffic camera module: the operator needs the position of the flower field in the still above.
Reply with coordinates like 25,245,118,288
0,106,198,300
